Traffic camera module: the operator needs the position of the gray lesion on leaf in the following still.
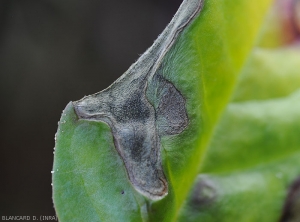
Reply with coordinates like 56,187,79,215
150,71,189,136
73,0,204,200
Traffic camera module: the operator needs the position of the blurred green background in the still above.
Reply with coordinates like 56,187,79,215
0,0,182,217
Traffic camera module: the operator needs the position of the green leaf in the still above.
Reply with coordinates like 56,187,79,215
53,104,147,221
53,0,300,221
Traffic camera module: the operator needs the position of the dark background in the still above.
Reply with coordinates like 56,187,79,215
0,0,181,217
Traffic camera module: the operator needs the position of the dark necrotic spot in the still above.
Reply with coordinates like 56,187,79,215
279,176,300,222
128,131,145,162
190,177,217,209
152,74,188,136
118,126,146,162
110,93,150,123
